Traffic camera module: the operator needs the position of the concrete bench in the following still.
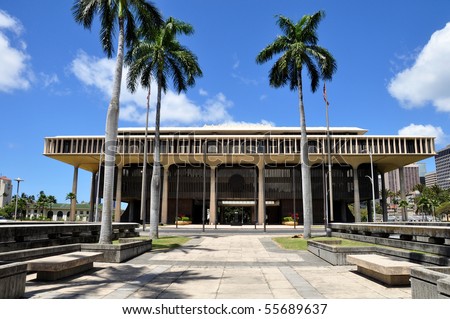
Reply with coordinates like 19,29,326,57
0,262,27,298
0,244,81,262
27,251,103,281
347,254,420,286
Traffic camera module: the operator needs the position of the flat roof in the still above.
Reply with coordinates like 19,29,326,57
117,126,369,135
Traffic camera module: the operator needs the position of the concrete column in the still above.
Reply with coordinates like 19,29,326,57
114,165,123,222
89,172,96,222
70,166,79,221
161,165,170,224
353,166,361,222
367,199,372,222
258,162,266,225
399,166,407,221
209,166,217,225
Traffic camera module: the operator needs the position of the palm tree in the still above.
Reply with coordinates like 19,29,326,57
256,12,336,238
126,17,202,239
72,0,162,243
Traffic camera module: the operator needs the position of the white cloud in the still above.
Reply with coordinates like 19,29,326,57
0,10,31,93
0,10,22,34
388,23,450,112
40,73,59,88
398,124,446,146
70,51,235,126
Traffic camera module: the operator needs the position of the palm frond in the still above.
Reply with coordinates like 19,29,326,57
72,0,99,29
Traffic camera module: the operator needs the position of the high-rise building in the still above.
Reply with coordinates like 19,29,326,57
435,145,450,190
384,164,420,194
425,172,437,187
0,176,13,208
416,162,427,185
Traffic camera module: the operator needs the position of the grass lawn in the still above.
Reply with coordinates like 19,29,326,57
273,236,376,250
112,236,190,250
151,236,191,250
273,237,309,250
311,237,376,247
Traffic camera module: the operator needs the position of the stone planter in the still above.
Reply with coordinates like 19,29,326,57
282,221,298,226
0,262,27,298
411,266,450,299
176,221,192,226
81,239,152,263
307,239,377,265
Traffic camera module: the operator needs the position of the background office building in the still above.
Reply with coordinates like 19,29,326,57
384,164,420,194
425,172,438,187
416,162,427,185
43,126,436,225
0,176,12,208
435,145,450,190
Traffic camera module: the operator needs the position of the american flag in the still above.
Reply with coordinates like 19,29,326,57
323,83,329,106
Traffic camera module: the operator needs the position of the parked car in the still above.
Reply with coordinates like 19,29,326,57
0,216,8,222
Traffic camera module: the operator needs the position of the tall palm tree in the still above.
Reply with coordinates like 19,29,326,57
126,17,202,239
256,12,336,238
72,0,162,243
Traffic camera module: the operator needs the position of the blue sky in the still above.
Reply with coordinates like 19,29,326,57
1,0,450,203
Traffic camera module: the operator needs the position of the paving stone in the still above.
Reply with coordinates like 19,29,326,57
23,228,412,299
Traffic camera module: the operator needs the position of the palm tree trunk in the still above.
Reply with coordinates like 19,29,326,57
99,17,124,244
149,75,162,240
297,71,312,239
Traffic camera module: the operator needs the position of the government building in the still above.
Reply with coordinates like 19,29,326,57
43,126,435,225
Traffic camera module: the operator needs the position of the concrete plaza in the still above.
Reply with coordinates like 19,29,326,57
24,225,411,299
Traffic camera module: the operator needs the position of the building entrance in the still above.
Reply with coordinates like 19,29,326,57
218,206,253,225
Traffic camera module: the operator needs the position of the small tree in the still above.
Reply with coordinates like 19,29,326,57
436,202,450,221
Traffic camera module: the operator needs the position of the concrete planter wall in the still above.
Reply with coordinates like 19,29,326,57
81,239,152,263
307,240,377,265
411,267,450,299
0,262,27,298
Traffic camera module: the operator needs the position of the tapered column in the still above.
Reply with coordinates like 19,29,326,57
70,166,78,221
114,165,123,222
353,166,361,222
258,162,265,225
209,166,217,225
399,166,407,221
161,165,170,224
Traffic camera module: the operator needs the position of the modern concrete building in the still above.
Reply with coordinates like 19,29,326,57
43,126,436,224
0,176,13,208
435,145,450,190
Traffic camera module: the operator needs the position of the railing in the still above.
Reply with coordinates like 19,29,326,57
329,222,450,257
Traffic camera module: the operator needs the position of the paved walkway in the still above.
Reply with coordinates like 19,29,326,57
24,228,411,299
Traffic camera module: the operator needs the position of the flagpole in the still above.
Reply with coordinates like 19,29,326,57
324,83,333,231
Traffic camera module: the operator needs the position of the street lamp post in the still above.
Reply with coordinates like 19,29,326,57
365,149,376,222
14,178,24,221
324,84,333,223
